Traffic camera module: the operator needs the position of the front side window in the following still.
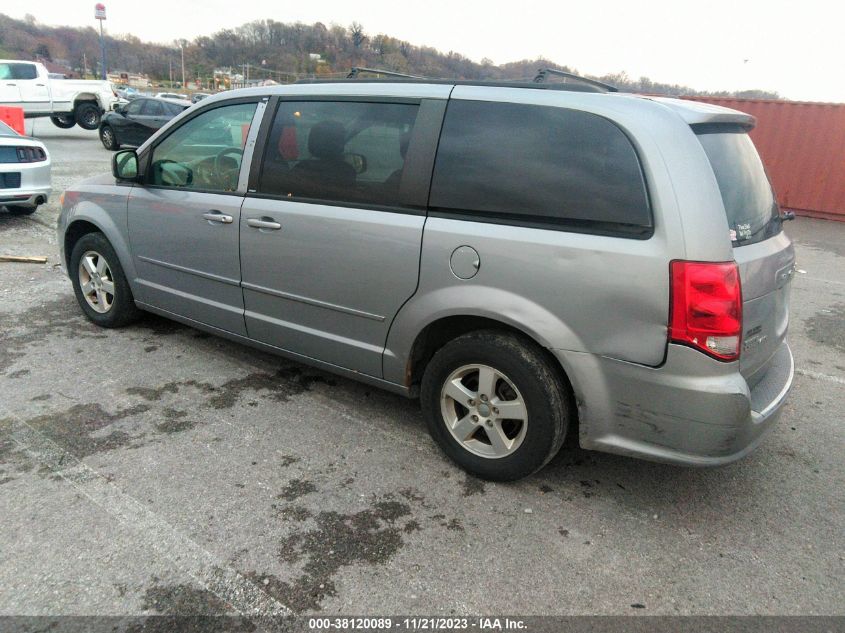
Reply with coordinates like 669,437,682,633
125,100,143,116
258,100,419,207
0,63,38,80
429,100,652,235
149,102,257,192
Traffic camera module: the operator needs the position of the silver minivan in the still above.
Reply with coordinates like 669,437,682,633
57,76,795,480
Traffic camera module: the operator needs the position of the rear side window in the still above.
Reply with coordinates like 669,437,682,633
258,100,419,207
141,100,164,116
429,100,652,236
164,102,187,116
695,125,780,246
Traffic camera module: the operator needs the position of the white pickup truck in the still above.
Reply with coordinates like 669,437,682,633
0,60,119,130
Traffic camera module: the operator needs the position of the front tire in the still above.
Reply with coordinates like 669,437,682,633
420,330,571,481
50,114,77,129
69,232,141,328
74,102,102,130
100,125,120,150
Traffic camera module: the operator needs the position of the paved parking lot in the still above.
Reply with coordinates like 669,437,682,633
0,122,843,616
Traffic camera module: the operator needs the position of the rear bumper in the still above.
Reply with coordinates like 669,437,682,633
557,341,793,466
0,161,51,207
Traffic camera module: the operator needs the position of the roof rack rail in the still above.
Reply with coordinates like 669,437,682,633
533,68,618,92
346,67,427,79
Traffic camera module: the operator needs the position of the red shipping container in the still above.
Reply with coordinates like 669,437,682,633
682,97,845,222
0,106,26,136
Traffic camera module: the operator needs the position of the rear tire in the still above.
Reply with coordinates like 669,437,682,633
5,205,37,216
100,125,120,150
50,114,77,129
69,232,141,328
420,330,570,481
74,102,102,130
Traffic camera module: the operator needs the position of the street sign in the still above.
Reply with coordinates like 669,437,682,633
95,3,106,19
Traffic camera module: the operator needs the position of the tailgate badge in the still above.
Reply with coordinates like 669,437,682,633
743,325,767,352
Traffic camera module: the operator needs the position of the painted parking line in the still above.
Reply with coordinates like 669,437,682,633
4,417,291,616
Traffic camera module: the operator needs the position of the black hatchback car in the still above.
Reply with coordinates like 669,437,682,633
99,97,190,150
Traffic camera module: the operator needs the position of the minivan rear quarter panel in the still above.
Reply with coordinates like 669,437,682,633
384,88,722,385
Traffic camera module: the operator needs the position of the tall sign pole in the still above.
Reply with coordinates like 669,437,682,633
95,4,107,80
180,43,186,90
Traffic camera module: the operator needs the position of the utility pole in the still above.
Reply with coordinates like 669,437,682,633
95,4,107,80
180,42,186,89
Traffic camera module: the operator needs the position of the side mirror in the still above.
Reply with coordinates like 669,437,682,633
112,149,138,181
344,152,367,175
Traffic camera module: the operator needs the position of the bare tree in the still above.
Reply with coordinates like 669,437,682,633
349,22,366,49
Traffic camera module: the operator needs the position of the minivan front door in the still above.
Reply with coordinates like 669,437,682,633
239,98,444,377
128,100,260,335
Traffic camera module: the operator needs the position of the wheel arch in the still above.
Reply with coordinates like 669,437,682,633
405,313,581,449
63,213,137,290
73,93,102,109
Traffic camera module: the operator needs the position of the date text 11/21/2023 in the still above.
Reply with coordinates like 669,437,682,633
308,617,527,630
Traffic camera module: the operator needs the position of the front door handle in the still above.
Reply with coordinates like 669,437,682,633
202,211,233,224
247,217,282,231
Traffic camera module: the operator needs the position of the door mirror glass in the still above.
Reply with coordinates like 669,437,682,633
112,149,138,180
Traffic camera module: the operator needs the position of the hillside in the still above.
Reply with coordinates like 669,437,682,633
0,13,779,98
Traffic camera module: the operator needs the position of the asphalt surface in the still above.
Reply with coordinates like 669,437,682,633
0,121,843,617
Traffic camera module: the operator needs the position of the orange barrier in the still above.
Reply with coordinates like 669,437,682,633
683,97,845,222
0,106,26,135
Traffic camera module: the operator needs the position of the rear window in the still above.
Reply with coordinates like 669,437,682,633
429,100,652,237
695,125,780,246
0,121,18,137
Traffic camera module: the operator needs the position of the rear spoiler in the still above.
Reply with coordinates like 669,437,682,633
646,96,756,130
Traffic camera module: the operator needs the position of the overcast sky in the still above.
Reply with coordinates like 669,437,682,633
6,0,843,102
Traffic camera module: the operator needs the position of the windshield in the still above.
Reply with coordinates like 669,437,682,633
695,124,780,246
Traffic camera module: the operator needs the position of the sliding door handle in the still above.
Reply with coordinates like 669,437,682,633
247,217,282,231
202,211,233,224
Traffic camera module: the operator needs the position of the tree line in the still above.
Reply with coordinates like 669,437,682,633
0,13,780,99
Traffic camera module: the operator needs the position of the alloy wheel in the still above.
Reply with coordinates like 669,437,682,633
439,363,528,459
78,250,115,313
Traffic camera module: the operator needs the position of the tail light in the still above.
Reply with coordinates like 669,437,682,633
16,147,47,162
669,260,742,361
